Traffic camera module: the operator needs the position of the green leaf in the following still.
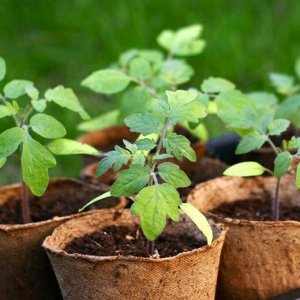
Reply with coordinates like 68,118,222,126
180,203,213,246
45,85,89,120
129,57,152,80
159,59,194,85
79,191,112,212
235,133,267,154
157,24,205,56
77,110,120,132
0,57,6,81
25,85,39,100
0,127,25,159
111,165,150,196
166,90,206,124
131,183,182,240
124,112,161,135
295,58,300,79
135,138,156,151
0,105,12,119
31,99,47,112
81,69,131,94
4,80,34,99
47,139,99,156
0,157,6,168
158,162,191,188
224,162,266,177
275,95,300,128
30,113,66,139
96,146,131,176
268,119,290,136
274,151,292,178
163,133,196,162
296,164,300,189
201,77,235,94
119,49,138,66
269,73,295,95
247,92,278,111
21,134,56,196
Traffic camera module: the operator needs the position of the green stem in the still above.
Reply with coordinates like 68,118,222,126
272,177,281,221
21,180,31,223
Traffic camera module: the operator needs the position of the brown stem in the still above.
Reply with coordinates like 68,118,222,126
147,240,155,256
21,181,31,223
272,178,281,221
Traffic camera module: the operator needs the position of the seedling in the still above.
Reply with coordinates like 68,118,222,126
78,24,208,138
216,89,300,220
0,57,99,223
80,89,213,255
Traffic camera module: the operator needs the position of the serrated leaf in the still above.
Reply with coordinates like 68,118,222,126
224,162,266,177
135,138,156,151
296,164,300,189
45,85,89,120
31,99,47,112
30,113,66,139
4,80,34,99
129,57,152,80
274,151,292,178
111,165,150,196
235,133,267,154
156,153,174,160
0,127,25,159
157,24,205,56
166,90,206,124
158,162,191,188
268,119,290,136
0,157,6,168
131,183,182,240
47,139,99,156
21,134,56,196
163,132,196,162
0,105,12,119
159,59,194,85
78,110,120,132
0,57,6,81
275,95,300,128
201,77,235,94
81,69,131,94
248,91,278,110
96,146,131,176
79,191,112,212
269,73,295,95
180,203,213,245
124,112,161,135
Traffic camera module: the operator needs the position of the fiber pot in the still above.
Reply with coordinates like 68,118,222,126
43,209,227,300
187,175,300,300
81,157,228,197
0,178,125,300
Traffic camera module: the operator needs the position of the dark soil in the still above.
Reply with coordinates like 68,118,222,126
211,198,300,221
0,184,119,224
65,224,206,258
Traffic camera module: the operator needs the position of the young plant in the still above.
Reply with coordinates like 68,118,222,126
78,24,207,138
0,57,99,223
80,89,213,255
216,89,300,220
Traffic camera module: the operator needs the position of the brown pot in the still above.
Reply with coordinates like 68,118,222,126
187,176,300,300
0,178,125,300
43,209,227,300
81,157,228,197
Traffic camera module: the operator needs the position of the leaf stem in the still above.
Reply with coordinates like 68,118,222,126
147,240,155,256
272,177,281,221
0,93,21,127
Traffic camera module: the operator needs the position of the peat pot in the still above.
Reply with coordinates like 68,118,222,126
0,178,125,300
187,175,300,300
43,209,227,300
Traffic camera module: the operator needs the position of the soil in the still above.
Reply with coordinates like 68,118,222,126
0,185,119,224
211,198,300,221
65,224,206,258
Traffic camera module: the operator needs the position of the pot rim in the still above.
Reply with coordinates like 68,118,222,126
0,177,125,232
43,210,228,264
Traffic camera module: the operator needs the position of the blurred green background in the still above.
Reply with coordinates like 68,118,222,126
1,0,300,184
